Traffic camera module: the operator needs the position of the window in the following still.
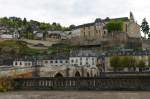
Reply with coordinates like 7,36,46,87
28,63,31,66
45,60,48,64
15,62,17,65
104,31,106,34
25,63,28,66
71,60,74,63
84,32,85,37
55,60,58,63
60,60,63,63
80,57,82,60
80,62,82,65
66,60,68,63
20,62,22,65
50,61,53,63
88,31,90,37
76,59,78,63
86,58,88,61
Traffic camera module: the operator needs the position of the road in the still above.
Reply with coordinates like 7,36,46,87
0,91,150,99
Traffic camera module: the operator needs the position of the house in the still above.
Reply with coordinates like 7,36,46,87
42,54,69,67
69,50,97,67
33,31,44,40
0,34,13,39
13,57,33,67
46,31,67,41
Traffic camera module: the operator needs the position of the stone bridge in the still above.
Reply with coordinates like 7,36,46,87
13,75,150,91
40,66,99,77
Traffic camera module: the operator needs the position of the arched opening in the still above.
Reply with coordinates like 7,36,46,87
75,71,80,77
87,72,90,77
54,73,63,77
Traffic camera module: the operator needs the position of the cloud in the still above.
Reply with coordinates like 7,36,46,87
0,0,148,26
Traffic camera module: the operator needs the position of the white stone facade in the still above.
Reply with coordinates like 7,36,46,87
13,61,33,67
69,57,97,67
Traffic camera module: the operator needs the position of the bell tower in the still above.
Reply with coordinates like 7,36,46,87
130,11,134,22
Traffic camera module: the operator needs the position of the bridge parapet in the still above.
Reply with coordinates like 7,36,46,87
13,76,150,91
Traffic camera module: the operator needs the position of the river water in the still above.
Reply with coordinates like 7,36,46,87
0,91,149,99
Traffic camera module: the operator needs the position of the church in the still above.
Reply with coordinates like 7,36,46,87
69,12,142,49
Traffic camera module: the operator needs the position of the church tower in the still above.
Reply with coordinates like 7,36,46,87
130,12,135,22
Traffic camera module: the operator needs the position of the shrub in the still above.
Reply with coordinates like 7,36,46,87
0,78,13,92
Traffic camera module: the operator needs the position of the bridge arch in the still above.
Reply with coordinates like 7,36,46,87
75,71,80,77
54,73,63,77
87,72,90,77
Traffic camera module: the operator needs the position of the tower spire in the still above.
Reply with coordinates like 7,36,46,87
130,11,134,21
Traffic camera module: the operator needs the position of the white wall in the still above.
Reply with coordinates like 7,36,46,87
13,61,33,67
69,57,97,67
42,59,69,67
0,34,13,39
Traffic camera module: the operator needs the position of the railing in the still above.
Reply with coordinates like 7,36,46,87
14,76,150,91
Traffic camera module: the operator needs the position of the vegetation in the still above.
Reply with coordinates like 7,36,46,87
148,56,150,66
0,78,12,92
48,43,80,54
141,18,150,39
106,21,123,33
0,40,45,56
110,56,146,71
110,56,122,71
0,17,69,39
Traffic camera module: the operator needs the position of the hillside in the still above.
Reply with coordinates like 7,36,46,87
0,40,46,56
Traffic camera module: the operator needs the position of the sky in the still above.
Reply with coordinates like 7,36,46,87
0,0,149,26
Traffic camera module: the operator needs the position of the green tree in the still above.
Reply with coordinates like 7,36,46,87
106,21,123,33
148,56,150,66
137,60,146,68
110,56,122,71
141,18,149,39
121,56,130,67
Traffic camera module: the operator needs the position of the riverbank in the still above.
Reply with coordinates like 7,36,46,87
0,91,150,99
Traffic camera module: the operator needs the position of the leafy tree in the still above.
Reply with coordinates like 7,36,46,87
137,60,146,67
106,21,123,33
148,56,150,66
120,56,130,67
141,18,149,39
110,56,122,71
23,18,27,25
69,24,76,30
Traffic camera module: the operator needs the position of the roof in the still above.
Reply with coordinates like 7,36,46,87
43,54,70,60
74,17,129,29
70,50,97,57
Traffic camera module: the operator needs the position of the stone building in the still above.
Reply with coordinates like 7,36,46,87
69,12,142,49
69,50,97,67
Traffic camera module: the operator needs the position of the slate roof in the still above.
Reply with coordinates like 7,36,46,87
74,17,129,29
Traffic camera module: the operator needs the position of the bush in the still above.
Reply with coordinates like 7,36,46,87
0,78,13,92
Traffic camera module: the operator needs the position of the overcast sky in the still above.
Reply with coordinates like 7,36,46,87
0,0,149,26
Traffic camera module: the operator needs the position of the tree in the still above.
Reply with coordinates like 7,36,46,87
23,18,27,25
141,18,149,39
106,21,123,33
110,56,122,71
121,56,130,67
148,56,150,66
137,60,146,68
69,24,76,30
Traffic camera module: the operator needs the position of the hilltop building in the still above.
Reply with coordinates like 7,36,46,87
68,12,142,49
